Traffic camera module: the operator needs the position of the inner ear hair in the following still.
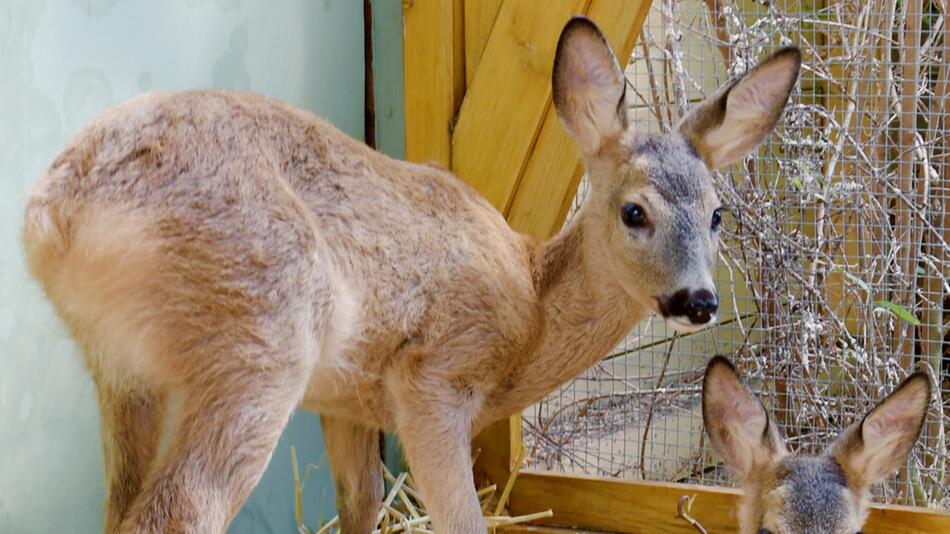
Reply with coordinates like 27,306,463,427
702,356,784,480
830,371,932,490
551,16,629,156
678,46,801,170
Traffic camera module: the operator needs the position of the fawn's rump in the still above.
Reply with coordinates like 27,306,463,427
22,97,332,391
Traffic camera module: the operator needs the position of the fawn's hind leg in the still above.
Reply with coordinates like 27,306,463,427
321,415,384,532
95,379,167,534
118,343,314,534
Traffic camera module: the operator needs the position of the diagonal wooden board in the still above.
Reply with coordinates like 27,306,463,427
452,0,589,215
507,0,651,239
453,0,651,239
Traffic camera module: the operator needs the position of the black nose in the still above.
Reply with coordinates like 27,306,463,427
684,289,718,324
661,288,718,324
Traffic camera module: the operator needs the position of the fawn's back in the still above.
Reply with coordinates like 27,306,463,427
24,90,536,427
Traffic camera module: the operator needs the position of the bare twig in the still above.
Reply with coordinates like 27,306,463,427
677,495,709,534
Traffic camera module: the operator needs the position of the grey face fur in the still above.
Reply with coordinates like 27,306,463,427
703,356,931,534
551,16,801,334
760,456,855,534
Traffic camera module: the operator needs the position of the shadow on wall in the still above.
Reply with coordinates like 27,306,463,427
0,1,364,532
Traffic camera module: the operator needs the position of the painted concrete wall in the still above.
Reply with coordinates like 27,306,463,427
0,1,366,532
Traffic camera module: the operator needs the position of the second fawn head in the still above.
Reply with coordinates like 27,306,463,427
703,356,931,534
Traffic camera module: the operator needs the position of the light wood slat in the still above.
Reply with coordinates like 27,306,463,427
473,417,517,490
510,470,739,533
506,0,652,238
463,0,504,88
501,525,607,534
451,0,588,211
508,470,950,534
451,0,465,110
402,0,463,166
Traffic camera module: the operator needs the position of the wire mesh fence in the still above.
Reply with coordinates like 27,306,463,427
523,0,950,509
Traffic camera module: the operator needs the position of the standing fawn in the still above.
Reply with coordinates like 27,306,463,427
23,16,799,534
703,356,932,534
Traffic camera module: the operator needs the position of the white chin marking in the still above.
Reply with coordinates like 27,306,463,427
664,315,717,334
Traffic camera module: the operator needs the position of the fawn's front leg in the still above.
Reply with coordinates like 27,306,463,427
393,381,484,534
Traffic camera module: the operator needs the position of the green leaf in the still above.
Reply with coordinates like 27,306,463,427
873,300,921,325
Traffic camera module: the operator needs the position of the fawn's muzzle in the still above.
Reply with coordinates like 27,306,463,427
659,288,719,325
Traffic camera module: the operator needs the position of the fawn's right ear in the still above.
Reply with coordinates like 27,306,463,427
552,16,628,156
830,372,931,490
703,356,785,481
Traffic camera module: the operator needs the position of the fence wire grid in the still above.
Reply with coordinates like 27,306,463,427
523,0,950,509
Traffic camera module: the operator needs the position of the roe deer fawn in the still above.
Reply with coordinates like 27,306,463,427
23,16,799,534
703,356,931,534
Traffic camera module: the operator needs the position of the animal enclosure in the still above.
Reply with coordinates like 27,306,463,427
402,0,950,531
523,0,950,518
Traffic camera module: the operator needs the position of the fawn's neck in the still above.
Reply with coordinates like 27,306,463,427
488,216,647,418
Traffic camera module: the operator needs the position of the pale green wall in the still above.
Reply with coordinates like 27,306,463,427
371,0,405,161
0,1,367,532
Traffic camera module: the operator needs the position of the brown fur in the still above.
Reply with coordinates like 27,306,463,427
22,18,797,534
703,356,932,534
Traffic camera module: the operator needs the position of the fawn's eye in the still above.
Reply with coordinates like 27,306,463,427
757,530,773,534
621,203,647,228
711,208,723,230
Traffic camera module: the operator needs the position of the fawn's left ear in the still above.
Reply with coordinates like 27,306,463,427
830,371,931,490
702,356,786,481
679,47,801,170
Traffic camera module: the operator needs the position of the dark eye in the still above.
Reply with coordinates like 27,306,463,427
757,530,773,534
621,203,647,228
711,207,723,230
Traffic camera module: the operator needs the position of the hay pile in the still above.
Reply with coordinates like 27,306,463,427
292,448,552,534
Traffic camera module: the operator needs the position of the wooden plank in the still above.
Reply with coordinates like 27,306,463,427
463,0,504,88
451,0,587,211
452,0,465,112
509,470,950,534
473,417,519,488
510,470,740,533
501,525,607,534
506,0,652,238
402,0,462,166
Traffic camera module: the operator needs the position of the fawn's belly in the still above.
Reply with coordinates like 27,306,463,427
299,352,396,429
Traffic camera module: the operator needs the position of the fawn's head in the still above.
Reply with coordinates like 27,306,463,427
552,17,800,333
702,356,931,534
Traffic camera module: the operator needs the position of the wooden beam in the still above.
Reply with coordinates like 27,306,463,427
463,0,504,88
501,525,607,534
451,0,587,211
510,471,739,533
473,416,521,489
402,0,463,166
507,0,651,238
508,470,950,534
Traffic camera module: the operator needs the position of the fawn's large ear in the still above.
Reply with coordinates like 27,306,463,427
552,16,628,156
830,372,931,490
703,356,785,481
678,47,801,170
